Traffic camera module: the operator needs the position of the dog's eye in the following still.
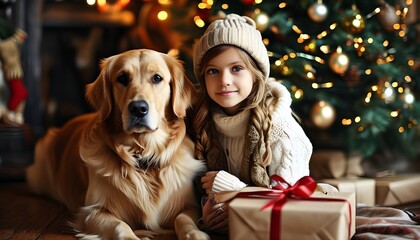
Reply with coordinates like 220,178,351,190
117,73,129,86
151,74,163,84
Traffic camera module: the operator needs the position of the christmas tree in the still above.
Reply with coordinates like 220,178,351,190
169,0,420,160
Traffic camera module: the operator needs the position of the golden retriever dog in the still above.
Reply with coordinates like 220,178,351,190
26,49,209,240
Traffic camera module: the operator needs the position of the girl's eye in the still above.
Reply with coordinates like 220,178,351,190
117,73,129,86
207,69,218,75
152,74,163,84
232,66,243,72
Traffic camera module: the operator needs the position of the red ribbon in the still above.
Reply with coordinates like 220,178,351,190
235,175,352,240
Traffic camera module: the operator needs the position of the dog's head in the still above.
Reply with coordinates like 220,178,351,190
86,49,195,134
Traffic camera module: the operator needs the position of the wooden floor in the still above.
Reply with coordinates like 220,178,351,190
0,179,229,240
0,180,77,240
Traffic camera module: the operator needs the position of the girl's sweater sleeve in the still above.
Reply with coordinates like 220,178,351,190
268,81,313,185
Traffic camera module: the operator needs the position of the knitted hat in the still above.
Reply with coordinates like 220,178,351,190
193,14,270,81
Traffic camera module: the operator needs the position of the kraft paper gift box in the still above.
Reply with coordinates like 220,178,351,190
309,150,364,180
321,177,375,206
228,191,355,240
375,174,420,206
310,150,347,179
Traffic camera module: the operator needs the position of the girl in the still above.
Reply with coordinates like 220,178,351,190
192,14,313,232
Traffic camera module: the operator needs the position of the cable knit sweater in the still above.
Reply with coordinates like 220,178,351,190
211,80,312,192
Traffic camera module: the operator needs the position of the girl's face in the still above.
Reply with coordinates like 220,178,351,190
204,47,254,115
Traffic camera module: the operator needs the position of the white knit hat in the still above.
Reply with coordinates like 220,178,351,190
193,14,270,81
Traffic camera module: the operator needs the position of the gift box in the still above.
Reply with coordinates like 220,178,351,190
228,191,355,240
375,174,420,206
320,177,375,206
309,150,364,180
310,150,347,179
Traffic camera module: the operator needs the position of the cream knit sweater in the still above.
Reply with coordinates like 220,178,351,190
212,80,313,192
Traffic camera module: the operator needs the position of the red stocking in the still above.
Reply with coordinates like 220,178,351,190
7,77,28,111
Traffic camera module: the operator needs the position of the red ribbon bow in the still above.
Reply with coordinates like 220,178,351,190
262,176,316,240
261,175,317,211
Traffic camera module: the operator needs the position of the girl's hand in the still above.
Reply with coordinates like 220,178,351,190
201,197,228,233
201,171,218,194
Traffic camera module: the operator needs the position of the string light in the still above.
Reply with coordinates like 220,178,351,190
157,11,168,20
342,118,352,126
366,7,381,19
312,82,333,89
398,126,405,133
194,16,205,28
390,110,399,118
365,91,372,103
292,87,304,100
278,2,287,8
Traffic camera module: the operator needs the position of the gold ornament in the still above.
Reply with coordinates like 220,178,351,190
307,1,328,22
310,100,336,129
341,5,365,34
329,47,350,75
378,4,399,31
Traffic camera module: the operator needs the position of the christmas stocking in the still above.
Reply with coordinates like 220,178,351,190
0,29,27,112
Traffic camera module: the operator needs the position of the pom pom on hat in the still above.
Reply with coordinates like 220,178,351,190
193,14,270,81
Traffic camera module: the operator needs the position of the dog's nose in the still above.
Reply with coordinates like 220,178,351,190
129,100,149,118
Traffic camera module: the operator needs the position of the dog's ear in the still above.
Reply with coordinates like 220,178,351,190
165,55,196,118
85,56,114,121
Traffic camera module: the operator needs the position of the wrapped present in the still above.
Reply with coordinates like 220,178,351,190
309,150,364,180
310,150,347,179
375,174,420,206
321,177,375,206
226,176,355,240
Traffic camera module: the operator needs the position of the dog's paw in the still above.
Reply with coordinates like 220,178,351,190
184,230,211,240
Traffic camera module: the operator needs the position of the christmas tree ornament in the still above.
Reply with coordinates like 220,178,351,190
329,46,350,75
378,3,399,31
310,100,336,129
341,5,365,34
307,0,328,22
